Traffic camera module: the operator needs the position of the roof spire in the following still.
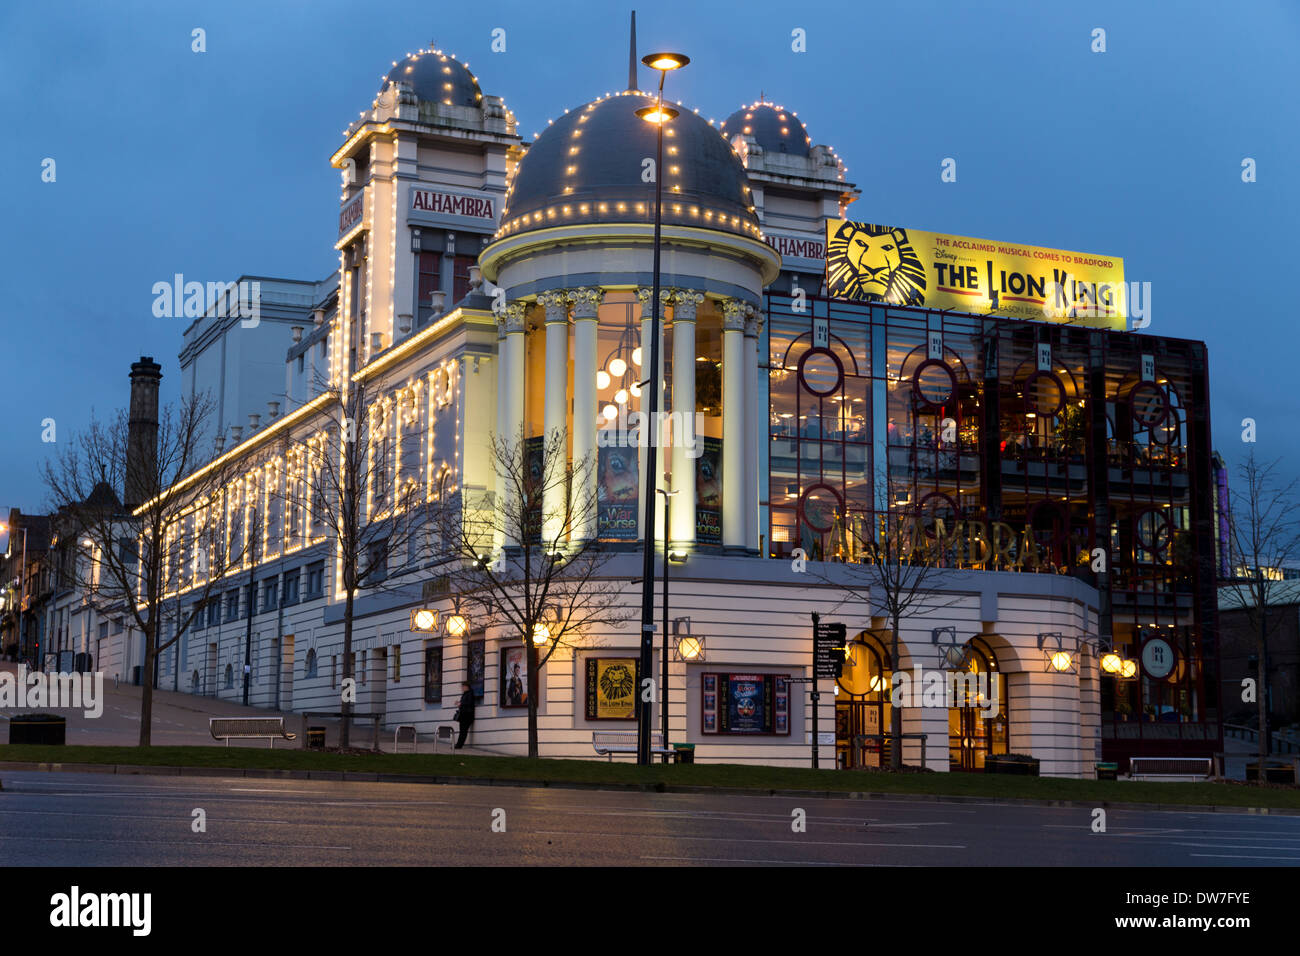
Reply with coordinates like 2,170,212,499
628,11,637,90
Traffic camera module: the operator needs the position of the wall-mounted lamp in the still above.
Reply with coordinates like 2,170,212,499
445,613,468,638
672,617,704,661
410,608,440,632
931,626,967,670
1037,631,1077,673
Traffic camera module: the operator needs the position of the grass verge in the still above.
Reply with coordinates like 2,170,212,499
1,745,1297,809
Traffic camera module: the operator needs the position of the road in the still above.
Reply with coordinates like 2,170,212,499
2,771,1299,866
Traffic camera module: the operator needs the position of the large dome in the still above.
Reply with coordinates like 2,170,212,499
382,48,482,108
497,91,761,241
719,101,811,157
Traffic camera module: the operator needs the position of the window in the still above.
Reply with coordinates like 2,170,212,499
393,645,401,682
244,584,255,617
331,654,337,688
192,602,205,630
366,539,389,584
262,577,278,612
297,353,305,374
224,663,234,689
452,254,476,304
225,589,240,622
282,569,300,606
417,251,442,327
305,648,318,679
98,622,109,640
305,561,324,599
207,600,221,628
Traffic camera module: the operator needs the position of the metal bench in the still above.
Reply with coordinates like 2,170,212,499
434,724,458,753
394,725,418,754
1128,756,1213,782
592,731,676,762
209,717,297,748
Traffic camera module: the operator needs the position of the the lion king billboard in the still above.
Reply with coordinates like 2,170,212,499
824,219,1126,330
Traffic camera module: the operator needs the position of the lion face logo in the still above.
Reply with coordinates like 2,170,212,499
600,664,635,702
826,221,927,305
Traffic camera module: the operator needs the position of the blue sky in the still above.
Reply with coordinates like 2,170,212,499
1,0,1297,523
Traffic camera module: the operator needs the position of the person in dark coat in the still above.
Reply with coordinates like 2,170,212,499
453,681,476,749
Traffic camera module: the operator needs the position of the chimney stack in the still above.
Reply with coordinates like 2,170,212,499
124,356,162,509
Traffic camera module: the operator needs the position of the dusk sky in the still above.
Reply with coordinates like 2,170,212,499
2,0,1296,527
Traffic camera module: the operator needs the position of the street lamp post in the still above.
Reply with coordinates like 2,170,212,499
634,50,688,766
657,486,678,755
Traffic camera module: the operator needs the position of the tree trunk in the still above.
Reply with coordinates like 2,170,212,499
889,617,902,770
526,639,540,758
1256,633,1268,785
139,625,155,747
340,588,355,749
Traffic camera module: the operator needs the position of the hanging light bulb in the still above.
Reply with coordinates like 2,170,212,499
630,382,641,398
632,347,643,367
609,357,627,377
615,388,629,405
596,369,611,390
602,404,619,421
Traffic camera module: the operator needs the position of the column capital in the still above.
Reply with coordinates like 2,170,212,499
567,286,605,319
537,290,570,323
721,297,751,332
670,289,705,323
496,301,527,335
744,312,763,338
637,286,673,319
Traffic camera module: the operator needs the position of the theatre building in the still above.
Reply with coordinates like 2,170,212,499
132,43,1220,776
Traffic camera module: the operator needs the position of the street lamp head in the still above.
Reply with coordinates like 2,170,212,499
635,105,679,125
642,52,689,72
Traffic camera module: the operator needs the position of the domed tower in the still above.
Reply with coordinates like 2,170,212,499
328,47,522,379
481,89,779,555
720,100,859,294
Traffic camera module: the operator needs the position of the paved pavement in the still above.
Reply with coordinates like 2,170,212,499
0,661,495,755
2,771,1299,866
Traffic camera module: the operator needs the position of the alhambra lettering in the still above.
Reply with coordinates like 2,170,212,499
410,189,495,220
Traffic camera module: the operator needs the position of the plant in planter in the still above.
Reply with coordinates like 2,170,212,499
8,712,67,746
985,752,1040,775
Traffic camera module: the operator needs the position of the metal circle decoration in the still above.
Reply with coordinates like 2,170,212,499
838,637,887,698
1151,410,1180,445
918,492,961,538
912,359,956,407
1022,370,1065,417
1135,509,1172,557
797,348,844,397
799,483,843,534
1139,637,1176,680
1129,382,1170,428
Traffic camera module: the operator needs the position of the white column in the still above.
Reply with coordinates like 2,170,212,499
538,290,570,546
499,301,526,548
670,290,703,550
637,288,666,544
569,286,603,542
744,311,762,554
721,298,748,552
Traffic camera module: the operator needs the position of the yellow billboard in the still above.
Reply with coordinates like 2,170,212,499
824,219,1126,329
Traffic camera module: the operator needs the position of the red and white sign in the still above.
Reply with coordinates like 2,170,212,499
410,188,496,222
338,194,364,238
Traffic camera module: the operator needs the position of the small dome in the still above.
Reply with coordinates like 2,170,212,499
720,102,811,157
497,91,761,241
382,49,482,108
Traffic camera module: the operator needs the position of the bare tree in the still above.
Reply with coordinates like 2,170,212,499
42,394,248,745
440,428,635,758
280,377,436,748
818,467,964,769
1223,451,1300,780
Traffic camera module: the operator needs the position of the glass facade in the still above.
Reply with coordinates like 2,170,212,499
767,292,1221,762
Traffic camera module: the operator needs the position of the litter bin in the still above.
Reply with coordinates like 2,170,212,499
9,713,66,745
672,743,695,765
1095,762,1118,781
307,727,326,749
1246,761,1297,784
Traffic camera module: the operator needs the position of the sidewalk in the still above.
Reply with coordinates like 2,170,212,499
0,661,497,755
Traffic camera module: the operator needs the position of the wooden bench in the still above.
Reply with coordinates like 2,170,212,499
592,731,676,763
209,717,297,748
1128,756,1213,782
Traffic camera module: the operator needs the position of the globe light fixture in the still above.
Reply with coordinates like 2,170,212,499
609,357,627,377
410,608,440,632
632,347,642,366
636,105,679,125
1100,651,1124,674
445,614,468,638
615,388,629,405
596,369,611,389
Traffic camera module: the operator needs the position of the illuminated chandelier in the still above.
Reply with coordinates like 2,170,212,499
597,316,643,422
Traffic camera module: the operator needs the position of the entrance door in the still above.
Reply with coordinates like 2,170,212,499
836,701,886,768
280,634,295,711
369,647,388,724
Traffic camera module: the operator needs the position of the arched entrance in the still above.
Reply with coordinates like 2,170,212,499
947,636,1009,770
835,631,892,768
